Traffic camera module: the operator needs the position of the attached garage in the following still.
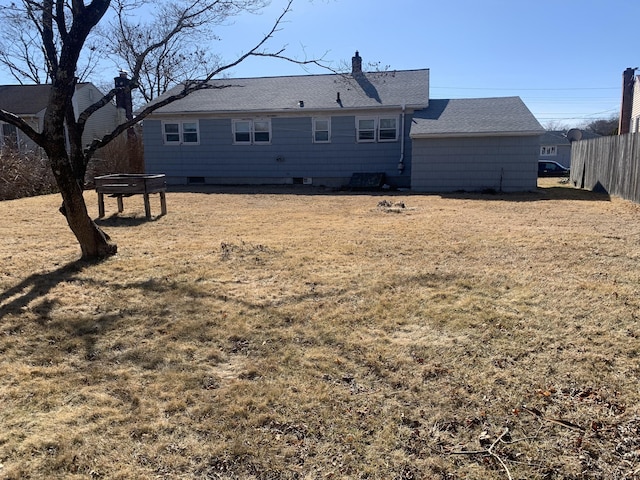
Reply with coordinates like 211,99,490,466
410,98,544,192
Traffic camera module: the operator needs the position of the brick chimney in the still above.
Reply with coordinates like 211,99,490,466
114,70,133,125
619,67,636,135
114,71,142,173
352,51,362,75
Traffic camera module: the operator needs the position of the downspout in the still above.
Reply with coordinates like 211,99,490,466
398,103,406,173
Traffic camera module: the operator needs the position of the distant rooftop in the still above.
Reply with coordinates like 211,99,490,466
0,84,52,115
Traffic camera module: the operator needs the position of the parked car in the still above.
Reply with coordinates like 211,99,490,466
538,160,570,177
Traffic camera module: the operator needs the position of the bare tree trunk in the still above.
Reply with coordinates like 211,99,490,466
53,156,117,259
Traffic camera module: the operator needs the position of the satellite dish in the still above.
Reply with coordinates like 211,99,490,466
566,128,583,142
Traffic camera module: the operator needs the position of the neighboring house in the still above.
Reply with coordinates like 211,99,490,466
539,129,599,169
631,74,640,133
0,82,119,151
143,52,544,192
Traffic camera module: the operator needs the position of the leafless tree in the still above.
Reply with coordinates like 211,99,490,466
583,115,620,136
102,0,271,104
0,0,321,259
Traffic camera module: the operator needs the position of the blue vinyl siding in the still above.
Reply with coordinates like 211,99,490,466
410,136,539,192
144,114,413,186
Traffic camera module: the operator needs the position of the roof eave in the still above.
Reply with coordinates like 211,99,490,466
411,130,545,139
150,103,429,117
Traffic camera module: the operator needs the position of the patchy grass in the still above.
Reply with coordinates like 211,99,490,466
2,179,640,479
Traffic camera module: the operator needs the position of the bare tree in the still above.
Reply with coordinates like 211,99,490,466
0,0,320,260
583,115,620,136
542,120,571,132
102,0,269,104
0,1,102,84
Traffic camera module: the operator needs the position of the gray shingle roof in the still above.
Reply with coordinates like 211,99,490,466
146,69,430,114
0,84,52,115
410,97,544,137
541,130,571,145
541,129,600,145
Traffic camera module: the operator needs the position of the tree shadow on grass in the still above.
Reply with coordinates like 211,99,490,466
437,186,610,202
94,214,163,228
167,183,611,202
0,260,93,322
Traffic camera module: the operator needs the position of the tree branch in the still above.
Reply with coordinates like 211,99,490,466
0,109,44,146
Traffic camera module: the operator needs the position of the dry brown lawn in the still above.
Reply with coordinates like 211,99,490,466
2,179,640,479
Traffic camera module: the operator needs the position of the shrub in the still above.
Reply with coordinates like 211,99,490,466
85,130,144,187
0,129,144,200
0,147,58,201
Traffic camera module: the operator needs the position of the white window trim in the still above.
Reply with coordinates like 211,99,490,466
540,145,557,156
356,115,399,143
233,118,272,145
162,120,200,145
313,117,331,143
356,117,376,143
378,116,398,142
253,118,272,144
232,119,252,145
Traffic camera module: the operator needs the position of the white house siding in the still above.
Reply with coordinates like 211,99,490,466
632,77,640,133
73,84,119,147
410,135,539,192
1,116,41,151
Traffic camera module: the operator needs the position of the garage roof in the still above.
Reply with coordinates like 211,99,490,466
410,97,544,138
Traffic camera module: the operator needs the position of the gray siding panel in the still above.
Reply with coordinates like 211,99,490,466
539,144,572,168
411,136,539,192
144,115,413,187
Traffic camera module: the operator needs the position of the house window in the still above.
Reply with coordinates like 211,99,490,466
233,120,251,143
254,120,271,143
313,117,330,143
379,117,398,141
233,119,271,144
357,117,376,142
182,122,199,143
163,121,199,145
540,145,557,156
1,123,18,148
356,116,399,142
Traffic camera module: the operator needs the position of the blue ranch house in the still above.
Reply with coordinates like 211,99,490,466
143,52,544,192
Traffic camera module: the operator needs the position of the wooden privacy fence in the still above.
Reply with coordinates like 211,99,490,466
570,133,640,203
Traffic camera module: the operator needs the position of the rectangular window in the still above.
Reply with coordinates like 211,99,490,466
540,145,557,156
379,117,398,141
233,120,252,143
357,118,376,142
163,121,199,145
253,120,271,143
182,122,199,143
313,117,330,143
1,123,18,147
233,119,271,145
356,116,399,142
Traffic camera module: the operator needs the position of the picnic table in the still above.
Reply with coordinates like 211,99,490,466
95,174,167,219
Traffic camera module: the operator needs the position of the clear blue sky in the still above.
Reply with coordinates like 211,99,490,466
212,0,639,128
1,0,635,129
